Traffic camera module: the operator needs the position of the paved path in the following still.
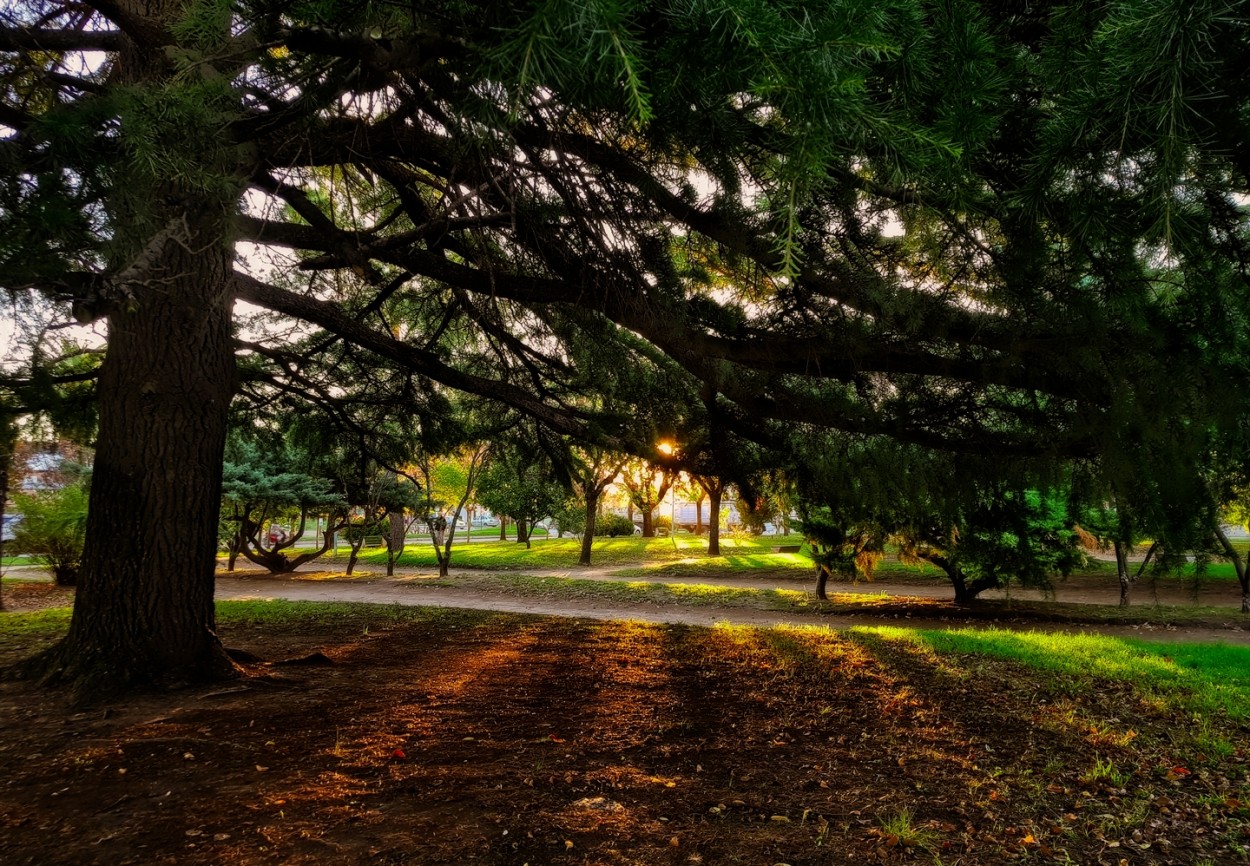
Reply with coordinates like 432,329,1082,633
214,571,1250,647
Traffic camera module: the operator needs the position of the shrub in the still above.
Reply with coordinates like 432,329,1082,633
595,512,636,537
12,483,89,586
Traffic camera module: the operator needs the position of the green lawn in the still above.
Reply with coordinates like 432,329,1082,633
338,533,812,571
860,625,1250,722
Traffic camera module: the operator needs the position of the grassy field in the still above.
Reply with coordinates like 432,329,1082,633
337,533,812,570
330,534,1250,588
2,599,1249,864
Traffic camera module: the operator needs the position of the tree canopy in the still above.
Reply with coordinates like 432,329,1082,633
5,0,1250,695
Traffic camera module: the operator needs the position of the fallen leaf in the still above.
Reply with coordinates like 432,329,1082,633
255,765,269,772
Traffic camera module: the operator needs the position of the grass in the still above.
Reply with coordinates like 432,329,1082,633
214,599,493,630
443,571,818,610
0,605,72,658
861,625,1250,721
339,534,811,571
0,600,495,659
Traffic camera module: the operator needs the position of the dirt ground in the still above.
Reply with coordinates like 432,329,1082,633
2,576,1250,865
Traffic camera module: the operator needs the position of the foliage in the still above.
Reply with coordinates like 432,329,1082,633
594,513,637,538
9,0,1250,688
10,478,88,586
796,438,1086,601
475,459,565,536
220,438,348,572
550,496,587,537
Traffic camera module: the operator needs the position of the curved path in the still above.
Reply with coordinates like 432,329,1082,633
214,570,1250,647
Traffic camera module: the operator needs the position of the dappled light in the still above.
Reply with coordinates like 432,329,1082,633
3,603,1250,863
861,626,1250,720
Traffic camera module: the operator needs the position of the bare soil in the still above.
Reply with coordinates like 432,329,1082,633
1,571,1249,864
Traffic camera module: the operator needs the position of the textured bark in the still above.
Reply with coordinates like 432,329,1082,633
12,0,247,701
703,481,724,557
385,511,407,577
29,212,238,698
579,489,599,566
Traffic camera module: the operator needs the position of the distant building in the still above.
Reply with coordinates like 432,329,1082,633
7,439,93,494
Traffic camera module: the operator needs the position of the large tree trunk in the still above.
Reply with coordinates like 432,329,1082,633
17,3,244,701
640,509,654,538
707,485,723,556
579,489,599,566
26,214,238,699
516,518,529,545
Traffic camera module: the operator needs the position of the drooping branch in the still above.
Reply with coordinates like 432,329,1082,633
232,272,618,446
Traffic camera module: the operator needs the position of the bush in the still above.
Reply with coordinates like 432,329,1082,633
12,483,89,586
552,500,586,537
594,513,636,537
654,514,672,532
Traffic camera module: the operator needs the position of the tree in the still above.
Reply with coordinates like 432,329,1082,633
568,447,625,566
620,461,674,539
694,475,729,557
412,446,489,578
794,435,1088,604
220,459,348,575
900,489,1086,605
380,474,424,578
9,1,1250,695
476,435,568,549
